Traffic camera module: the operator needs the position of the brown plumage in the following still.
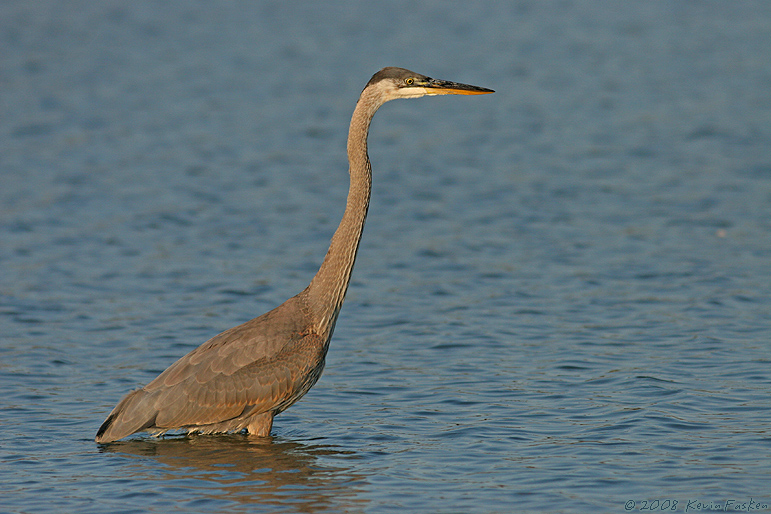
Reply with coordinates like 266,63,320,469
95,67,493,443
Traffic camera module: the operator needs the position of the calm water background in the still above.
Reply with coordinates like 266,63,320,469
2,1,770,512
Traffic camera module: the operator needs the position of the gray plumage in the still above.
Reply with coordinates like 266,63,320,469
95,67,493,443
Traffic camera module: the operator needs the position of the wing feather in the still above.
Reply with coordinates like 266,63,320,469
97,295,329,441
150,332,325,429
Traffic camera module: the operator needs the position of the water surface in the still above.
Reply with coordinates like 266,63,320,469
2,2,770,512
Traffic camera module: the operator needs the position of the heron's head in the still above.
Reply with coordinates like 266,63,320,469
365,67,494,103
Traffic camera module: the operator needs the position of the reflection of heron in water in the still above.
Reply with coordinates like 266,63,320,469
96,67,493,443
99,436,364,509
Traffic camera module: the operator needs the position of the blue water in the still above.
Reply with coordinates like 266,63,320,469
2,2,770,512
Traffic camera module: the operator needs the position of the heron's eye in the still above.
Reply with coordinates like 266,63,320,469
405,78,414,85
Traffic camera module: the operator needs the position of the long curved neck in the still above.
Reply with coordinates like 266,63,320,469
305,88,383,333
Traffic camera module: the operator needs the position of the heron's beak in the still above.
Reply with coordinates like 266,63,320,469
421,78,495,96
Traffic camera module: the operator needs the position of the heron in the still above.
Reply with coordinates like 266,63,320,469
95,67,493,443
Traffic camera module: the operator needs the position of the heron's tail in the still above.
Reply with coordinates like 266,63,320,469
95,388,158,443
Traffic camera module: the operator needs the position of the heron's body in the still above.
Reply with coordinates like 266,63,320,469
96,67,492,443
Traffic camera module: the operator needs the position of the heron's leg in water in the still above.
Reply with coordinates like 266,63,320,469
246,411,274,437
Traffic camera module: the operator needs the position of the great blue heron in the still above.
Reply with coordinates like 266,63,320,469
95,67,493,443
